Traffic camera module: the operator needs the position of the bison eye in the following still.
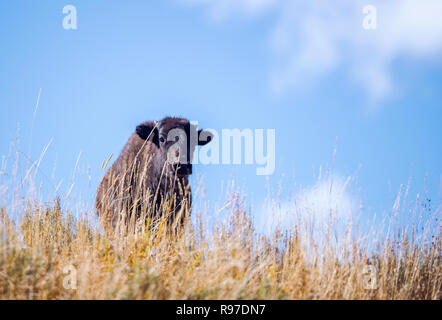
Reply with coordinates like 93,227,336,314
174,136,179,142
159,137,165,143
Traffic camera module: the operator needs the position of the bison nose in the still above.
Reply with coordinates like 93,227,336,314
176,164,192,176
184,164,192,175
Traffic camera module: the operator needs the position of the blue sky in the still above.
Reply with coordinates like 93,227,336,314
0,1,441,233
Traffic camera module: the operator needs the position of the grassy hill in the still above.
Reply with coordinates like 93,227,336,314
0,192,440,299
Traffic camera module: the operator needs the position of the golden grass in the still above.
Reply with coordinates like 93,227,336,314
0,187,440,300
0,136,440,300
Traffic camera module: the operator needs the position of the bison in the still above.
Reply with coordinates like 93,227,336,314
96,117,212,236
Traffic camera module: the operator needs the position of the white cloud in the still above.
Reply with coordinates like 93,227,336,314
257,174,358,254
259,174,355,230
182,0,442,103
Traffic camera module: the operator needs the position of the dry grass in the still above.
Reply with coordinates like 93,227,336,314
0,190,440,299
0,141,440,300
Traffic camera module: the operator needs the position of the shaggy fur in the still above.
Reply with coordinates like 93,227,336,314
96,117,212,236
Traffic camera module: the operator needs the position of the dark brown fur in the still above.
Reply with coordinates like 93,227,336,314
96,117,212,236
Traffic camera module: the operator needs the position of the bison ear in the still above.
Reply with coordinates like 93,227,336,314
198,129,213,146
136,122,159,147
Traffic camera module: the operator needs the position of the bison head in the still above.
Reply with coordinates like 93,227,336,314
136,117,212,177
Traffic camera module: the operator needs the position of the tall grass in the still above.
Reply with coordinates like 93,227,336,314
0,140,440,300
